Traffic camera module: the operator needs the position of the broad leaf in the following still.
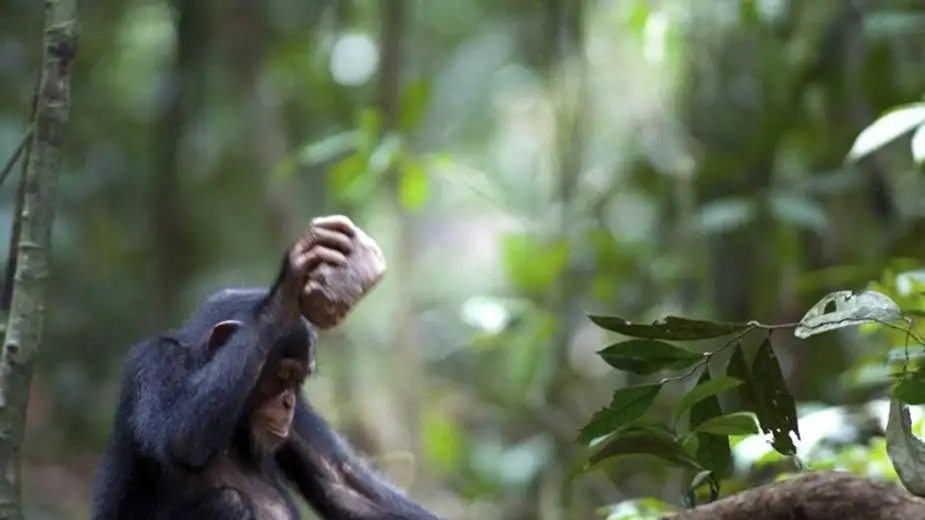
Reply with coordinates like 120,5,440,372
399,158,429,211
328,152,368,194
726,344,758,408
693,412,760,436
847,104,925,162
578,384,662,444
356,109,382,153
751,338,799,455
886,398,925,497
597,339,702,375
688,371,732,479
501,234,570,295
398,79,432,133
588,315,750,341
296,130,358,167
794,290,902,339
673,376,742,424
585,426,704,473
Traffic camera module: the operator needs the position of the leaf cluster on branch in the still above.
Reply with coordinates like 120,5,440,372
578,288,925,518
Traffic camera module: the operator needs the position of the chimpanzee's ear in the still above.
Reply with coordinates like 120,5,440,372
207,319,243,354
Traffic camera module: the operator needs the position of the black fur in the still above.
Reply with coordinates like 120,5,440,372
91,254,441,520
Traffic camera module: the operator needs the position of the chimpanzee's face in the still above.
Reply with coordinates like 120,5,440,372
249,358,308,452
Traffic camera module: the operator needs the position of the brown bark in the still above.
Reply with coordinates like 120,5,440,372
672,471,925,520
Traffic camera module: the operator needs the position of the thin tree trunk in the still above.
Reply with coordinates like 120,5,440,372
0,1,78,517
377,0,424,491
151,0,205,327
523,0,589,518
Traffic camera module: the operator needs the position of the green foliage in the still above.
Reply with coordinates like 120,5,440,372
578,275,925,508
588,315,750,341
597,339,703,376
398,79,433,134
576,286,922,493
578,384,662,444
398,157,429,211
500,234,570,296
894,369,925,404
582,425,703,476
672,375,741,426
748,338,800,455
687,371,732,481
692,412,759,436
422,408,466,472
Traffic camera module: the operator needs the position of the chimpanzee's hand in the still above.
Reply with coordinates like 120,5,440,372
289,215,386,330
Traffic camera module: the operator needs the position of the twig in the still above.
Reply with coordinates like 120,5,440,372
660,325,760,385
0,126,33,191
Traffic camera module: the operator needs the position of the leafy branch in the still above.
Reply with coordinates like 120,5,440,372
575,288,923,505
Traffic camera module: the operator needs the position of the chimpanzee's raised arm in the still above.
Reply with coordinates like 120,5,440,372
124,255,313,470
276,395,443,520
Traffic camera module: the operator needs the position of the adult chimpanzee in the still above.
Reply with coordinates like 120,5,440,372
91,216,442,520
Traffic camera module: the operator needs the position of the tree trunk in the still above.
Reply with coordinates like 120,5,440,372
0,1,78,518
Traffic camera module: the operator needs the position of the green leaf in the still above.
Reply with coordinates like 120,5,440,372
726,343,762,413
500,234,570,295
422,408,464,471
328,152,368,195
295,130,358,167
673,376,742,425
885,398,925,496
399,158,429,211
270,153,299,181
847,104,925,162
751,337,799,455
588,315,750,341
356,109,382,153
398,79,432,133
693,412,760,436
597,339,703,375
913,124,925,164
502,311,555,400
895,373,925,405
578,384,662,444
688,371,732,479
794,290,902,339
584,426,703,474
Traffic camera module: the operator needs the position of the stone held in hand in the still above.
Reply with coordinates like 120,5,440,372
300,227,386,330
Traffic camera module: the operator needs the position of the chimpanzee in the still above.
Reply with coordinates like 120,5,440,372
91,216,442,520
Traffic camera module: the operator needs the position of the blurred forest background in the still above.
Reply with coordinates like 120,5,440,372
3,0,925,519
